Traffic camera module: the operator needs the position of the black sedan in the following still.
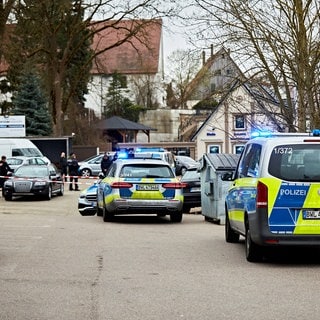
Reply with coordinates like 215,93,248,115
3,164,64,201
180,166,201,213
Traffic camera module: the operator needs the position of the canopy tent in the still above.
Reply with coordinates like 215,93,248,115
95,116,156,143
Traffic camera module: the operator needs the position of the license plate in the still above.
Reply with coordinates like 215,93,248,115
190,187,200,192
303,210,320,219
136,184,159,191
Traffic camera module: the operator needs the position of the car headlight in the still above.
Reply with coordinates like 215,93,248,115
34,181,47,186
4,180,13,186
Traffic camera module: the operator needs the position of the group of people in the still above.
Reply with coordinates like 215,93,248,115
59,152,80,191
59,151,114,191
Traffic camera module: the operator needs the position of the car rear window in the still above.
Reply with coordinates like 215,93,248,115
120,164,174,178
268,144,320,181
181,169,200,181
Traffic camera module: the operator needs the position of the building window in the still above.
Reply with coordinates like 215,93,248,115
234,145,245,154
207,145,220,154
234,115,245,130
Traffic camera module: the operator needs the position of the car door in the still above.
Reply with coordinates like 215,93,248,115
226,143,261,234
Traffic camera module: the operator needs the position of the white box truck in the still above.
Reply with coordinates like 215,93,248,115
0,138,47,159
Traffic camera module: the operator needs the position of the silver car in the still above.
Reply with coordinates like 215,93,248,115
78,154,104,177
7,156,49,171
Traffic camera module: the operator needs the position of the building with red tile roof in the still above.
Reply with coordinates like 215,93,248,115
85,19,165,118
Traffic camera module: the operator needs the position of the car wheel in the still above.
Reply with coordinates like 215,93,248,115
81,168,91,177
245,227,263,262
4,194,12,201
183,206,191,213
225,211,240,243
102,206,114,222
96,204,103,217
46,185,52,200
170,211,183,223
181,167,187,175
58,184,64,196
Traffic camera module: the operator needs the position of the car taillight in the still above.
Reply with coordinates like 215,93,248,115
256,181,268,208
111,182,133,188
162,182,188,189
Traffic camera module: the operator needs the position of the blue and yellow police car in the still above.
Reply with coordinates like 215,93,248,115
223,130,320,262
79,150,186,223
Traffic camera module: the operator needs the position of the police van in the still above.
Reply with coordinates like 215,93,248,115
223,130,320,262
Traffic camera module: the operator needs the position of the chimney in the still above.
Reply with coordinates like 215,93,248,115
211,44,213,57
202,50,206,66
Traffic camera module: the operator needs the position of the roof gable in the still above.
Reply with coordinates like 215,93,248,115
96,116,155,131
90,19,162,75
191,80,283,141
186,47,245,100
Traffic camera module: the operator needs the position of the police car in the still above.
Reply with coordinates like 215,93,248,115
223,130,320,262
78,151,186,222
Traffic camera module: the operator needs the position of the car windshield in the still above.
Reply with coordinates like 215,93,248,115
181,169,200,180
177,156,197,164
268,144,320,181
7,158,23,165
14,166,48,178
120,164,174,178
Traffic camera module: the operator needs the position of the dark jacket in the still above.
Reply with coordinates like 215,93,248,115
67,157,79,175
101,155,112,174
0,160,13,176
59,156,68,174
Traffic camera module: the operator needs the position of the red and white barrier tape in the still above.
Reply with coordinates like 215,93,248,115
0,175,100,186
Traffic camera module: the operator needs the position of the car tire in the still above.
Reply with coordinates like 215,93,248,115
46,185,52,200
245,227,263,262
183,206,191,213
170,211,183,223
181,167,187,175
81,168,92,177
103,206,114,222
4,194,12,201
96,204,103,217
58,184,64,196
225,211,240,243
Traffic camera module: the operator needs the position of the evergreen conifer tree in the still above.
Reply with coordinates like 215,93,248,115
12,72,52,136
103,72,144,122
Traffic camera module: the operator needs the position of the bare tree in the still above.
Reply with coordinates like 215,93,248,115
6,0,181,136
187,0,320,132
0,0,15,66
166,49,201,109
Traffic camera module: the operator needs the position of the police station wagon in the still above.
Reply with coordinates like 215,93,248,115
223,131,320,262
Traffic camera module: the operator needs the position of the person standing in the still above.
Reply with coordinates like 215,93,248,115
59,152,68,182
67,152,80,191
0,155,14,189
100,153,112,176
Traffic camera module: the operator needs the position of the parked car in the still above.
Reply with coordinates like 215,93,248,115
78,153,116,177
78,154,104,177
78,180,100,216
6,156,48,171
3,164,64,201
79,153,186,222
180,166,201,213
175,155,198,176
